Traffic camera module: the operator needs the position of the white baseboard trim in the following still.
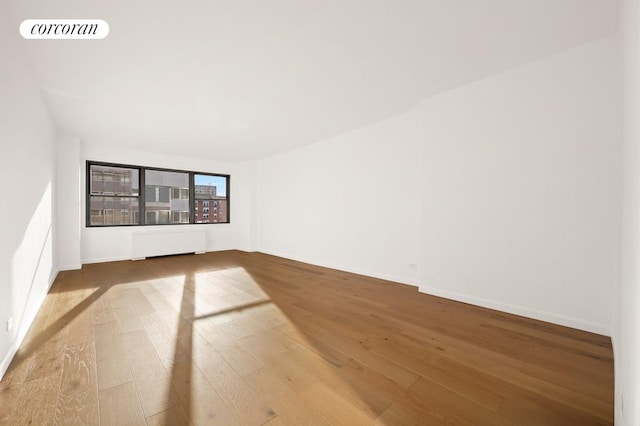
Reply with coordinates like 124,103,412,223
81,256,130,264
205,247,235,253
259,249,420,288
610,331,622,422
58,263,82,271
419,285,610,336
0,269,59,380
236,249,258,253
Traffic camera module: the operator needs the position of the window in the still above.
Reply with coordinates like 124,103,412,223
88,164,140,226
146,211,157,225
87,161,230,227
171,187,189,200
158,210,170,224
194,174,229,224
145,170,189,224
171,211,189,223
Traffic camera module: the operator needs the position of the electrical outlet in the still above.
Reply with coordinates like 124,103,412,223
6,317,13,332
408,263,418,269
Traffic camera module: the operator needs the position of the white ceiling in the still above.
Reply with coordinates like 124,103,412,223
8,0,618,161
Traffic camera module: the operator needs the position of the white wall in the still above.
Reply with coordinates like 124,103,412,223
57,136,81,270
256,35,620,336
0,5,58,378
79,143,256,264
420,36,621,335
258,110,422,285
616,0,640,423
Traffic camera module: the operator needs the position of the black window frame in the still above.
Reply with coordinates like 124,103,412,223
86,160,230,227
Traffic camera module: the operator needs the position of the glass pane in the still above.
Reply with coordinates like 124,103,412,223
146,211,156,225
158,210,170,224
90,165,139,196
145,188,156,203
144,170,190,224
159,187,170,203
194,174,228,223
89,196,139,225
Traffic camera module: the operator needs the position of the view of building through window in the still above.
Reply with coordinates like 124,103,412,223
87,162,229,226
89,165,140,225
145,169,189,224
194,174,228,223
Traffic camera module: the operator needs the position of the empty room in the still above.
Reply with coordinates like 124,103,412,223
1,0,639,424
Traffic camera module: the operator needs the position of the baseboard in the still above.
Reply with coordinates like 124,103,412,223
81,256,130,264
205,247,236,253
419,285,610,336
259,249,420,288
58,263,82,271
610,329,622,424
0,269,59,380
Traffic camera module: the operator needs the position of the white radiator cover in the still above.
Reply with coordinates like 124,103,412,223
132,229,206,260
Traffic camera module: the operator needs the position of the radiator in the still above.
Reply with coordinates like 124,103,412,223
131,229,206,260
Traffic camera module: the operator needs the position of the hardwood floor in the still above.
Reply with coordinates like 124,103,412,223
0,251,613,425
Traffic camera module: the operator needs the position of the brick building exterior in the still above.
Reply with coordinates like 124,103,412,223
194,184,228,223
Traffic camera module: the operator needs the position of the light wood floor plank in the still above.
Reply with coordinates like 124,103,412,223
99,381,146,426
54,341,99,425
96,354,132,391
146,403,190,426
